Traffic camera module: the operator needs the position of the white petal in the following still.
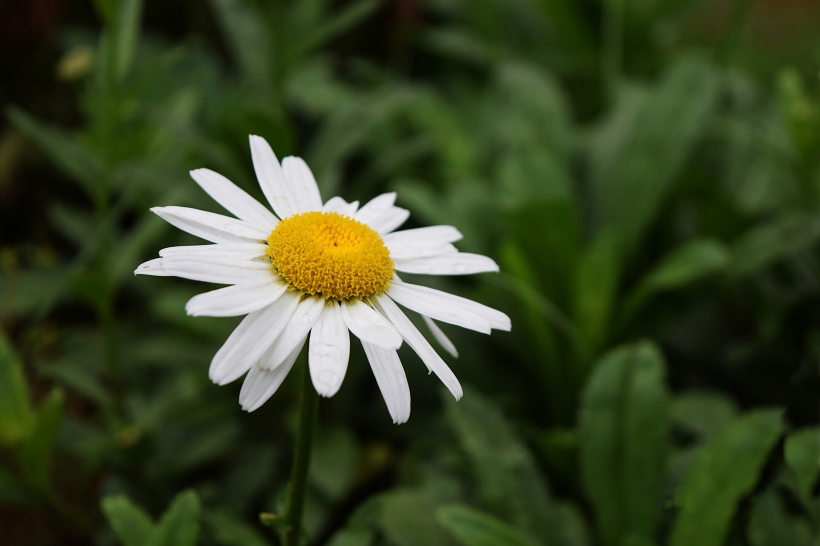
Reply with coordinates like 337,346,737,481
384,226,463,259
361,341,411,424
394,253,499,275
134,256,274,285
390,278,510,331
308,301,350,397
240,337,307,412
374,296,462,400
341,298,402,350
189,168,278,230
159,243,267,260
323,196,359,216
281,156,323,213
249,135,298,219
422,315,458,358
354,193,396,226
209,291,300,385
386,281,491,334
383,225,463,246
259,296,325,371
185,279,287,317
369,207,410,235
152,206,269,243
386,241,457,260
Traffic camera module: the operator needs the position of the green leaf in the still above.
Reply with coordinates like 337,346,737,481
208,0,272,93
747,487,814,546
92,0,116,23
496,151,574,208
148,490,201,546
436,505,539,546
309,426,360,501
98,0,144,85
49,204,95,247
285,60,358,115
0,334,32,445
588,58,719,252
622,239,730,321
579,341,670,546
730,213,820,279
294,0,380,61
669,410,785,546
16,389,64,486
671,392,739,442
70,268,112,309
205,510,269,546
103,491,200,546
102,495,157,546
491,62,572,158
405,93,475,179
220,446,277,514
497,242,562,417
41,361,111,408
0,266,70,318
784,427,820,500
6,107,101,196
447,387,559,541
379,490,451,546
327,495,383,546
777,67,820,159
504,198,580,294
551,502,592,546
721,110,799,215
309,88,416,196
573,231,621,354
110,212,166,287
420,29,493,66
112,0,143,82
164,422,240,475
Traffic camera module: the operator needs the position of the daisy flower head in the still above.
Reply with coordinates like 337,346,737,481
136,136,510,423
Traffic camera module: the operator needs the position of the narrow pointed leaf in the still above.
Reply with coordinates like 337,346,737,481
784,427,820,500
148,490,201,546
579,341,670,546
102,495,157,546
669,410,785,546
436,505,539,546
0,335,33,445
447,387,558,541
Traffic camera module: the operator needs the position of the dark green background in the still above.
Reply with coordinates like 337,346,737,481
1,0,818,545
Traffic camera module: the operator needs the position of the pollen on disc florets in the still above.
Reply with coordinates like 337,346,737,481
266,211,394,301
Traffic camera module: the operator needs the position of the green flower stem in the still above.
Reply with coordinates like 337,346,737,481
284,356,319,546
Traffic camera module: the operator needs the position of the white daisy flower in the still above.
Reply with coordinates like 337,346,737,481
136,135,510,423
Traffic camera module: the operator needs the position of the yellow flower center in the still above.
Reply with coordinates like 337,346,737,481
266,211,394,301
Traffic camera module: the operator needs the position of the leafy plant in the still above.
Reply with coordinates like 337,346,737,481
2,0,818,544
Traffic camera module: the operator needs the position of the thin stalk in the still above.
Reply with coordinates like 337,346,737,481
284,356,319,546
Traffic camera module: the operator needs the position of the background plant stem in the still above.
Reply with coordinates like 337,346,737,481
284,355,319,546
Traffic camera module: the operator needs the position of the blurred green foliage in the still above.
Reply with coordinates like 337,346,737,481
1,0,819,544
